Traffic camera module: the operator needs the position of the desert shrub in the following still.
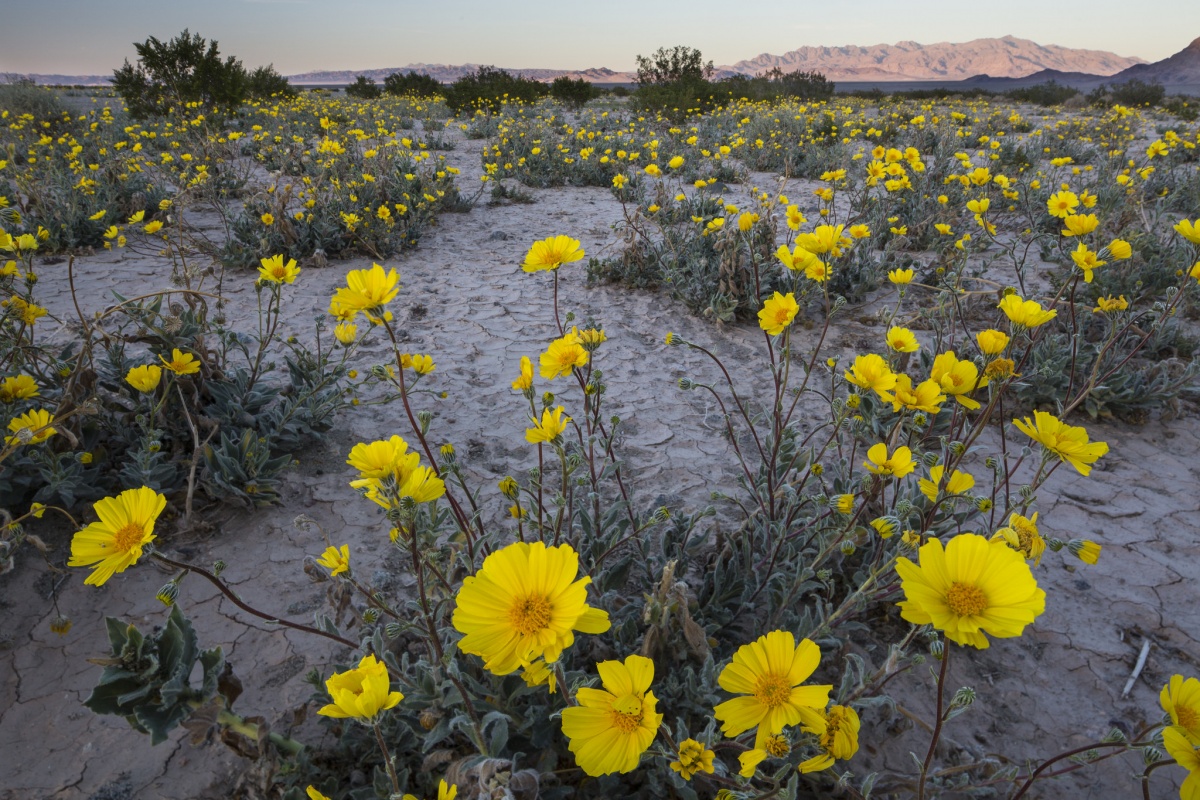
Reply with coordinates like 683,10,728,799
344,75,382,99
0,77,66,120
0,223,355,514
382,71,442,98
717,69,835,102
549,75,599,108
1005,80,1079,106
246,64,295,98
112,29,249,119
1090,78,1167,107
442,66,548,114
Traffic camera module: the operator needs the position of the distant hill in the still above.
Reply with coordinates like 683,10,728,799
722,36,1144,81
1111,36,1200,85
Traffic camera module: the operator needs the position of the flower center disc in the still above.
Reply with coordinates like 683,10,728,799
509,594,552,636
946,582,989,617
610,694,643,733
753,673,792,710
1177,705,1199,731
112,522,145,553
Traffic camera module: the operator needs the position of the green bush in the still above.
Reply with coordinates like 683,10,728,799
717,69,835,102
442,66,548,114
382,71,442,98
344,75,382,99
246,64,295,99
550,75,599,108
1090,79,1166,107
1005,81,1079,106
111,29,248,119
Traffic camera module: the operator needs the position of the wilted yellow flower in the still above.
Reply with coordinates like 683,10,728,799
1106,239,1132,260
126,364,163,393
919,464,975,502
334,321,358,345
316,544,350,576
6,408,56,446
1093,295,1128,313
670,738,715,780
976,329,1010,355
797,704,861,773
526,406,570,443
992,512,1046,565
1067,538,1102,564
318,654,402,721
998,295,1057,328
1013,410,1108,476
863,443,915,478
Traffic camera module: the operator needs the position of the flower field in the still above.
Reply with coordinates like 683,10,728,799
2,84,1200,800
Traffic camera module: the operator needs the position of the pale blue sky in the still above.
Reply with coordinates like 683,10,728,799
1,0,1194,75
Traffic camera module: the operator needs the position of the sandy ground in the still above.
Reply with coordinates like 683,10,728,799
1,127,1197,799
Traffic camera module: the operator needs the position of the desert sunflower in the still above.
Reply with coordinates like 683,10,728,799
452,541,609,675
1013,410,1108,476
1162,674,1200,743
318,654,402,721
713,630,832,747
561,654,661,775
896,533,1045,649
68,486,167,586
521,235,584,272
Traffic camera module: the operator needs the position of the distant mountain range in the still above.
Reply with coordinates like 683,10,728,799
279,37,1146,85
15,36,1200,89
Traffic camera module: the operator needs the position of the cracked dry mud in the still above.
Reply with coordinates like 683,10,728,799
1,129,1197,800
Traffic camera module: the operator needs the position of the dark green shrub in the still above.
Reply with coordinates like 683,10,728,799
635,45,714,86
1090,79,1166,107
1005,81,1079,106
344,75,381,99
112,29,248,119
443,66,547,114
550,75,599,108
246,64,294,98
382,71,442,97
